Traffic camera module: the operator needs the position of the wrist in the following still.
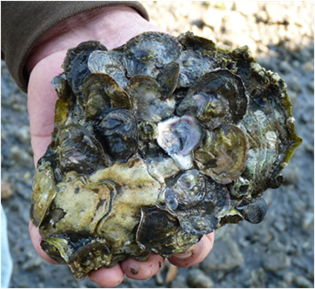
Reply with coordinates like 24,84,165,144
26,5,161,74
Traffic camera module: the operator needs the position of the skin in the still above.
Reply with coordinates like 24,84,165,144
27,5,215,287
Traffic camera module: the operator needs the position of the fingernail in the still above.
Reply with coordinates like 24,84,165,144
172,251,192,259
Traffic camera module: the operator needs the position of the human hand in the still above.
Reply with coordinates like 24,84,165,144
27,5,215,287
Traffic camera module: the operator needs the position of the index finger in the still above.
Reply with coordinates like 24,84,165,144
27,51,66,164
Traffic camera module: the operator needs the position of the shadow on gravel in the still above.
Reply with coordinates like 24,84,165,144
1,38,314,288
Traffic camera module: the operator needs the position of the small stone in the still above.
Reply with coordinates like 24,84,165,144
170,273,188,288
257,42,270,54
214,2,226,10
292,60,301,69
248,268,267,288
262,251,291,272
1,180,14,199
155,270,164,285
255,11,268,23
264,189,273,206
165,264,178,284
286,76,302,93
222,11,247,31
305,143,314,155
250,30,261,42
203,8,224,30
274,221,286,232
22,256,43,271
23,172,31,180
267,240,285,252
187,269,214,288
277,280,290,287
202,26,214,39
264,3,291,24
234,2,258,16
279,61,292,74
1,130,8,141
302,212,314,230
214,223,237,240
302,241,310,250
16,125,30,144
294,275,314,288
253,227,273,245
303,61,314,72
37,282,44,288
293,198,307,212
284,271,295,286
10,145,32,163
307,270,314,283
201,237,244,272
10,145,21,158
12,103,25,112
283,166,299,185
307,81,314,93
191,25,203,36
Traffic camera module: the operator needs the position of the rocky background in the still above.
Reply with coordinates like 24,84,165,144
1,1,314,288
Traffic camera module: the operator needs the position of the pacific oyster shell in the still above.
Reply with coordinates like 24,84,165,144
31,31,302,280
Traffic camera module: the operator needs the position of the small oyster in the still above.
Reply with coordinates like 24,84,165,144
31,31,302,280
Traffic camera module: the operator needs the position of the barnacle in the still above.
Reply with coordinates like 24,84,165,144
30,31,302,280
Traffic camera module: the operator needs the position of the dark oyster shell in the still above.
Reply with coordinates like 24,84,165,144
31,31,302,281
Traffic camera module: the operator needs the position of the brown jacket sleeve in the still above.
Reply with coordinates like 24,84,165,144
1,1,149,93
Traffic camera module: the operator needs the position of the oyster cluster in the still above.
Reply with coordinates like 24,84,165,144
30,32,302,280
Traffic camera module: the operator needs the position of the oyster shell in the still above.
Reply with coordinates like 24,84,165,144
31,31,302,280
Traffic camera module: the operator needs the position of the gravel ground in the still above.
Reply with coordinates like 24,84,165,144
1,2,314,288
